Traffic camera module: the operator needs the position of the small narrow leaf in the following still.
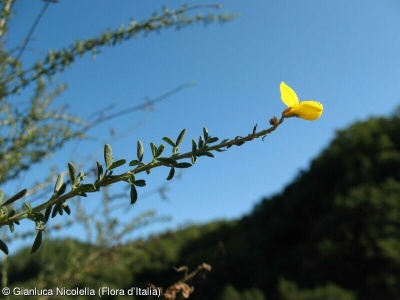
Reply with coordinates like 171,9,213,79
56,183,66,196
0,239,8,255
57,204,63,216
176,129,186,146
150,142,156,157
155,144,165,158
2,189,27,206
191,139,197,156
198,136,205,149
175,162,192,168
44,206,52,222
157,157,177,165
134,179,146,187
207,137,219,144
199,152,214,158
252,124,258,134
203,127,209,142
137,140,144,162
8,222,14,233
104,144,113,170
162,136,176,147
130,185,138,204
62,202,71,215
51,205,59,218
68,162,76,184
54,174,63,193
23,201,32,212
7,208,16,218
76,184,98,193
166,167,175,180
129,159,140,167
30,231,43,254
96,161,103,181
75,171,87,185
109,159,126,170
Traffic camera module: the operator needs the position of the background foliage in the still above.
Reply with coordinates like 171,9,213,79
5,110,400,299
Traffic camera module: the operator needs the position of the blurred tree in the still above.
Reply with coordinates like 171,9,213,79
278,278,355,300
0,0,237,253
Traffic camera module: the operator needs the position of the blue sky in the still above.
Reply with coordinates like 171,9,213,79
4,1,400,251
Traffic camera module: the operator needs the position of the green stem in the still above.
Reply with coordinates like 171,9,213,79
2,116,285,226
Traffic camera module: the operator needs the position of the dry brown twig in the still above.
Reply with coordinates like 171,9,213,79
148,263,212,300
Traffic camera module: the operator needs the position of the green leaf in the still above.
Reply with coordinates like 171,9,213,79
0,239,8,255
221,138,229,144
175,162,192,168
44,206,52,222
207,137,219,144
30,231,43,254
57,204,63,216
150,142,156,157
198,136,205,148
157,157,177,165
199,152,214,158
2,189,27,206
76,184,98,193
192,139,197,156
155,144,165,158
130,185,138,204
96,161,103,181
8,222,14,233
176,129,186,146
7,208,16,218
166,167,175,180
24,202,32,212
56,183,66,196
68,162,76,184
137,140,144,162
54,174,63,193
162,136,175,147
104,144,113,170
51,205,59,218
203,127,209,142
129,159,140,167
109,159,126,170
0,190,4,203
75,171,87,185
62,202,71,215
134,179,146,187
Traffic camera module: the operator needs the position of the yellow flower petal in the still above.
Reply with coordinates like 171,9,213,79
290,101,323,121
280,82,299,107
280,82,323,121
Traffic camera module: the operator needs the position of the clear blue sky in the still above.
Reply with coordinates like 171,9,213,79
4,1,400,251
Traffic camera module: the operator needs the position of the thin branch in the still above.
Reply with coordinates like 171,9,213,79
84,81,197,131
14,0,54,61
2,115,287,225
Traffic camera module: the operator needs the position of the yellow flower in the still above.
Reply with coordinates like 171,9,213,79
280,82,323,121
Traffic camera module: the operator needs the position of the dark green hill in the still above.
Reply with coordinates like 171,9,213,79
4,109,400,300
178,109,400,299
